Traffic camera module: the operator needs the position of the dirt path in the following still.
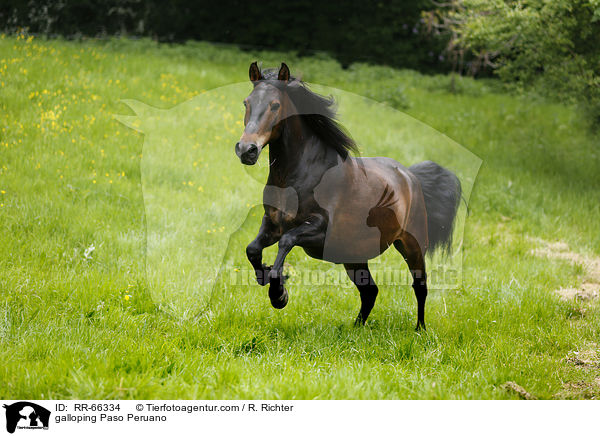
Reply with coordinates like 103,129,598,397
530,238,600,301
531,238,600,398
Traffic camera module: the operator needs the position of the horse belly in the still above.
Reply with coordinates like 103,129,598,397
321,203,405,263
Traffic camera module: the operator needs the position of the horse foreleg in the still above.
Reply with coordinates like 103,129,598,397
268,216,327,309
246,215,279,286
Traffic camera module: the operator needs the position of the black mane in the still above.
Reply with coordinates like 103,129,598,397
259,68,358,159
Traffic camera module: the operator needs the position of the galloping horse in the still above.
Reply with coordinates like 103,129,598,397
235,62,461,329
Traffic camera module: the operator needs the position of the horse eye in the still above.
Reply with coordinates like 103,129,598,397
271,102,280,111
243,101,248,108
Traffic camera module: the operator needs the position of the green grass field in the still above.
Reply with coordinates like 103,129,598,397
1,35,599,399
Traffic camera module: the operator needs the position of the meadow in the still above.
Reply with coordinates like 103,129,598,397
1,35,599,399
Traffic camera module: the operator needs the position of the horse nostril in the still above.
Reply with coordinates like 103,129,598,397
237,143,259,164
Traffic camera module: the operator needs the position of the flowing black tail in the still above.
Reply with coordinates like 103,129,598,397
409,161,462,254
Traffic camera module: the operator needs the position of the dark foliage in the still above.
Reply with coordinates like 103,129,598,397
0,0,450,73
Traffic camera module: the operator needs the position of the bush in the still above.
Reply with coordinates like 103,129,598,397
425,0,600,130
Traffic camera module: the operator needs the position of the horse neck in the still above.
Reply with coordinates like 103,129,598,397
267,115,339,189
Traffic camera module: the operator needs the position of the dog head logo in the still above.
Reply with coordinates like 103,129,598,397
3,402,50,433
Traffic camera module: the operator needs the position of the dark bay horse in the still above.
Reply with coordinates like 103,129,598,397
235,62,461,329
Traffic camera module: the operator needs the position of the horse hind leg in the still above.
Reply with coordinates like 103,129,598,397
344,263,379,326
393,235,427,331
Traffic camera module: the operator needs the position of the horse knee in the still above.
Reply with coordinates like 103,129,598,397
359,270,377,287
246,242,261,260
279,233,295,251
409,267,426,283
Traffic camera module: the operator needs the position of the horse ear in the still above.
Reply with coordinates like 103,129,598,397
249,62,262,82
278,62,290,81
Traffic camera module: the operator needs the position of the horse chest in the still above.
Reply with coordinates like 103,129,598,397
267,207,296,232
263,184,305,232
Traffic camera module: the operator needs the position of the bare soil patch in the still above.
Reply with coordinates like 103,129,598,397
555,378,600,399
530,238,600,301
501,381,537,400
557,282,600,302
566,345,600,368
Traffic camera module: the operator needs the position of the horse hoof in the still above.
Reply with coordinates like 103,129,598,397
270,291,288,309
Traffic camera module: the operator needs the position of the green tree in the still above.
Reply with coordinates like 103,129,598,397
425,0,600,128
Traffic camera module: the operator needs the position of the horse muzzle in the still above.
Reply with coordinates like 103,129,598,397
235,142,261,165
